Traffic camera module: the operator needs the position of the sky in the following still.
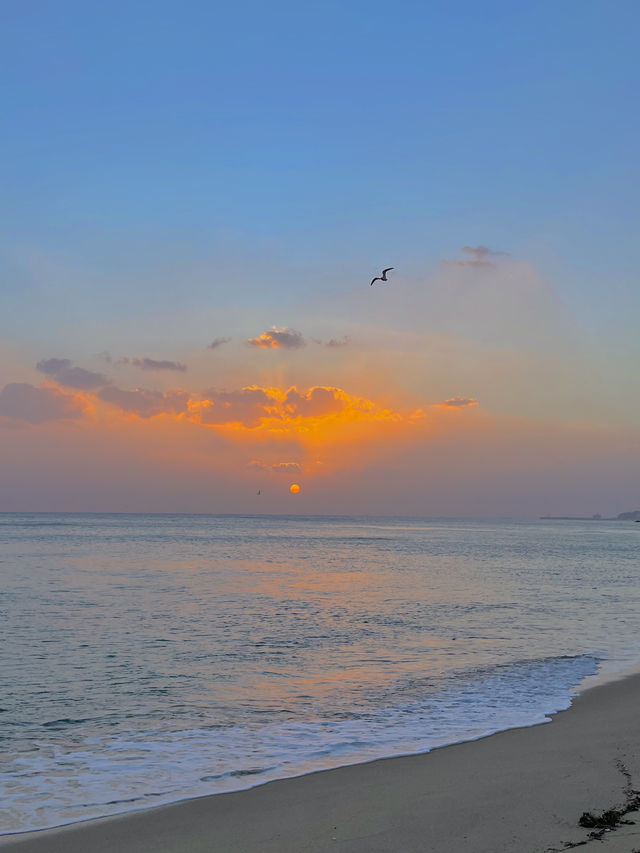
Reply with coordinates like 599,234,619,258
1,0,639,516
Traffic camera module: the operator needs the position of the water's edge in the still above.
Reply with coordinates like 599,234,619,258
6,656,640,839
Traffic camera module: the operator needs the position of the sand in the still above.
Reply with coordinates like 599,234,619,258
3,673,640,853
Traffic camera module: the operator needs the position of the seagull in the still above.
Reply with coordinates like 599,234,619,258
370,267,394,286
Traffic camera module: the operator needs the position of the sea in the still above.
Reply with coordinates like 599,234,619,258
1,513,639,835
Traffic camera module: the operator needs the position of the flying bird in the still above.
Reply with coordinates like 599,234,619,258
370,267,394,286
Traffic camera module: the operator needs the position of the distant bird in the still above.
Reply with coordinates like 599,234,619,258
370,267,394,286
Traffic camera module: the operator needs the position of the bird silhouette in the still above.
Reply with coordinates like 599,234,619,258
370,267,394,286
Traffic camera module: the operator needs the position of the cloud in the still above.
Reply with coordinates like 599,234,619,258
271,461,301,472
437,397,479,408
0,383,85,425
36,358,110,390
199,387,275,427
247,327,305,349
116,357,187,371
194,385,404,466
443,246,510,268
311,336,351,348
196,385,380,429
36,358,71,375
130,357,187,372
208,337,232,350
247,459,301,473
97,386,190,418
283,386,346,418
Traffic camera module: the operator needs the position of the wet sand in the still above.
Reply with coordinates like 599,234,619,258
3,673,640,853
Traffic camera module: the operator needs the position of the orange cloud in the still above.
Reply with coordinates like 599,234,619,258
282,386,345,418
197,387,276,426
5,374,482,487
90,383,409,466
246,327,305,349
193,385,363,429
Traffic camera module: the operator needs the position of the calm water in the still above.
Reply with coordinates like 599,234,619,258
1,513,639,834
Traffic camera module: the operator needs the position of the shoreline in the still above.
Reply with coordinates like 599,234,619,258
3,671,640,852
1,654,612,839
1,654,612,838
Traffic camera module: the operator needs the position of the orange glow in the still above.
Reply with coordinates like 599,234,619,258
16,381,482,492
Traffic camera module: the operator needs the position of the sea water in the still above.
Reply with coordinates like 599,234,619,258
1,513,639,834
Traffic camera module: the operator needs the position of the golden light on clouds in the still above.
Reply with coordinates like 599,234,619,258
0,375,485,502
246,327,305,349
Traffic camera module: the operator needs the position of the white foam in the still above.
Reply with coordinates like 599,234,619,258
0,654,599,835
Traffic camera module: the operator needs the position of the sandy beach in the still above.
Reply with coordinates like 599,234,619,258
3,672,640,853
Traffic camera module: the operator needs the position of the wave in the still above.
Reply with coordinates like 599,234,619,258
1,653,599,836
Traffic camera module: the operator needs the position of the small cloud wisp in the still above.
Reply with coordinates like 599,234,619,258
443,246,510,269
437,397,479,408
208,337,232,350
118,357,187,372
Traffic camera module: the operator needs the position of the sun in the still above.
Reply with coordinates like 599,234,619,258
289,483,301,494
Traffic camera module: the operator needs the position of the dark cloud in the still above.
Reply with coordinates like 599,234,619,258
97,386,190,418
37,358,72,375
247,327,305,349
36,358,110,390
200,387,274,427
438,397,479,408
0,383,85,424
115,356,187,371
208,337,232,350
443,246,510,268
130,357,187,372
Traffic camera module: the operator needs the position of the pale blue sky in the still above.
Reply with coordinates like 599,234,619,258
2,0,638,341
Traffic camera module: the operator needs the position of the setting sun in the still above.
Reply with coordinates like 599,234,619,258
289,484,301,494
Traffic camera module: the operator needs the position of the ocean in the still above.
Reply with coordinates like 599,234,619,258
1,513,639,835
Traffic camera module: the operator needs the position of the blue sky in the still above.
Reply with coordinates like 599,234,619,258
3,1,638,328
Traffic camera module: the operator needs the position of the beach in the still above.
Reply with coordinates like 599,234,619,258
3,671,640,853
4,0,638,847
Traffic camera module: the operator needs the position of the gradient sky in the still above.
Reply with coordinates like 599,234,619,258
1,0,639,515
